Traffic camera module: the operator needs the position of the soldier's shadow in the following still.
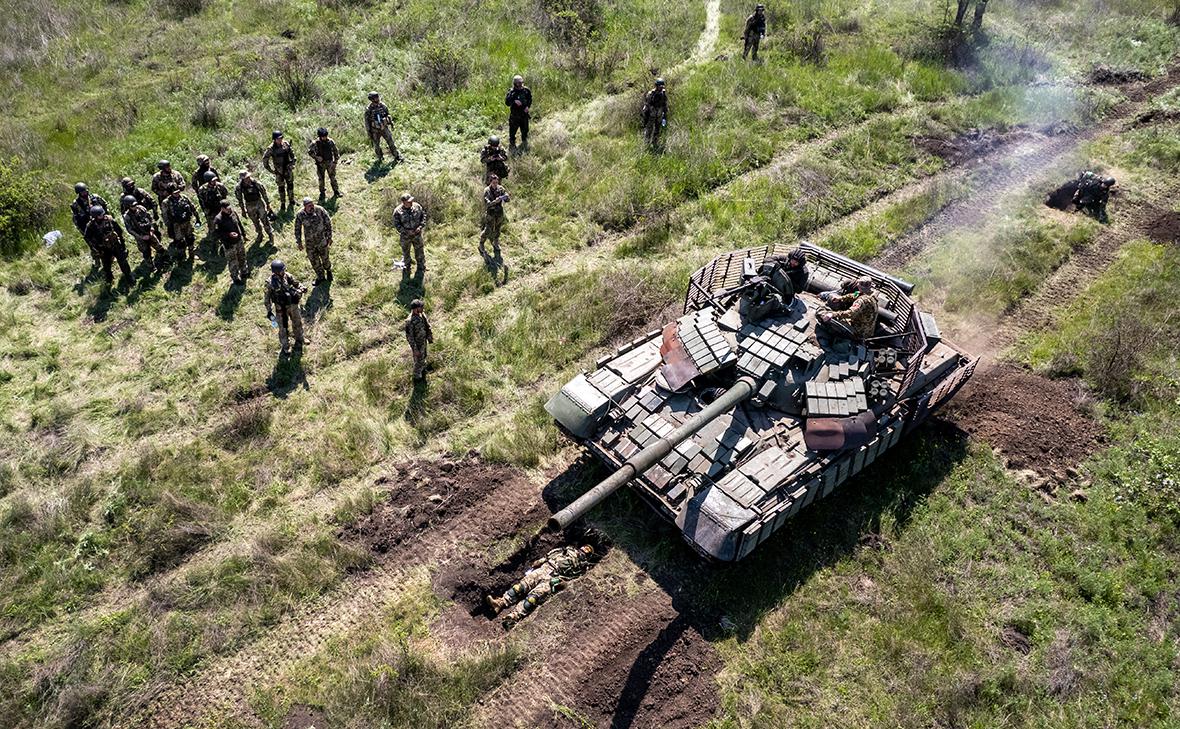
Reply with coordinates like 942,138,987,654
216,282,246,321
396,271,425,308
364,161,393,184
247,237,279,268
481,252,509,287
267,349,309,399
198,237,228,281
404,377,429,425
540,421,971,729
73,264,101,296
305,281,332,324
86,285,117,323
125,261,164,306
163,257,195,293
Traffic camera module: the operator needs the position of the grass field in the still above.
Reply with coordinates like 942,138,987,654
1,0,1180,726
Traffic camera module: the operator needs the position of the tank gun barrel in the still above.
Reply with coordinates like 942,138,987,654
548,376,757,531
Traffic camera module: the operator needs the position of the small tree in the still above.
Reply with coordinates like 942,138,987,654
0,158,53,256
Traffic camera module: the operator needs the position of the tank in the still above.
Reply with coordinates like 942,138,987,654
546,242,977,561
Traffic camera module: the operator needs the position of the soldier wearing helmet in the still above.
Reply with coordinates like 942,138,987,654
213,199,250,285
294,197,334,285
480,135,510,183
234,169,274,244
486,545,597,629
1073,170,1116,224
83,204,135,285
307,127,341,200
264,259,307,356
263,130,298,210
119,177,158,220
505,74,532,153
404,298,434,380
742,4,768,61
392,192,428,278
70,183,109,264
642,78,669,149
121,193,169,270
197,170,229,229
364,92,403,164
818,276,878,341
151,160,185,202
191,154,220,192
161,184,201,261
480,173,510,262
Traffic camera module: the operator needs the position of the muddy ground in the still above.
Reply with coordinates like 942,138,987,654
938,363,1104,475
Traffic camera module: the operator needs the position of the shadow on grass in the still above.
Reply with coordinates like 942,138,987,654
197,236,228,282
163,255,195,293
405,377,429,425
480,251,509,287
217,282,246,321
305,281,332,323
540,420,972,728
247,235,279,269
268,348,309,398
364,161,394,184
396,270,425,308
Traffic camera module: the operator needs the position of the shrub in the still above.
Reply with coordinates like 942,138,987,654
160,0,211,19
537,0,602,43
304,26,348,68
787,20,828,65
190,96,223,129
277,53,320,111
416,41,470,94
0,158,53,257
1085,312,1155,403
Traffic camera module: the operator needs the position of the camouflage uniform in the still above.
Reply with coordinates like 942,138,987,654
392,202,428,274
122,203,168,267
822,291,878,340
505,84,532,151
308,136,341,198
151,169,186,202
197,179,229,229
191,162,221,193
72,193,109,263
404,309,434,379
120,182,158,219
235,175,274,241
480,183,508,256
642,87,669,147
162,192,201,259
263,140,298,208
294,203,333,281
1073,171,1113,223
480,144,510,183
264,270,305,353
497,547,591,624
83,213,135,283
212,208,250,283
364,101,401,161
742,9,766,60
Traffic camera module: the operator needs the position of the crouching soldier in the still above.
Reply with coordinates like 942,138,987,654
1073,171,1116,224
212,200,250,285
404,299,433,381
161,186,201,260
486,545,596,628
817,277,878,341
122,195,169,270
264,260,306,355
83,206,135,285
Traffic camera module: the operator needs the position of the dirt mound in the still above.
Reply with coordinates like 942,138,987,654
938,364,1103,474
340,455,523,554
1145,208,1180,245
915,127,1020,165
571,610,722,729
282,704,327,729
1089,65,1150,85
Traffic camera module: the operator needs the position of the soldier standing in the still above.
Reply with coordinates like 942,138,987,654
486,545,595,628
392,192,428,277
480,136,510,183
161,185,201,260
479,174,510,259
818,277,878,341
121,195,169,270
71,182,109,264
197,171,229,231
404,299,434,380
294,197,334,284
191,154,220,192
262,130,298,210
742,4,767,60
264,259,306,355
235,170,275,244
505,75,532,154
642,78,669,149
212,200,250,285
83,206,135,285
364,92,402,163
150,160,186,202
308,127,342,200
119,177,158,219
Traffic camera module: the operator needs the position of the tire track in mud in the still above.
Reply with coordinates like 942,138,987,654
123,466,545,729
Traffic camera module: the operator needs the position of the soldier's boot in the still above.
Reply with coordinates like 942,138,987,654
332,181,342,198
485,595,506,614
325,267,332,282
318,186,326,202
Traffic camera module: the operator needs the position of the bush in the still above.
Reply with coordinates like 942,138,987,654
787,20,828,65
277,53,320,111
537,0,602,43
416,41,470,94
160,0,211,19
190,96,223,129
1085,312,1155,403
304,26,348,68
0,158,53,257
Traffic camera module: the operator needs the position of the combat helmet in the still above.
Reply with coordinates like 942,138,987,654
271,259,285,272
74,182,89,194
121,194,138,207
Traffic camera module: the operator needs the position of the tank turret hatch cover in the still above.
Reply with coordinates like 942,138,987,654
659,308,738,390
